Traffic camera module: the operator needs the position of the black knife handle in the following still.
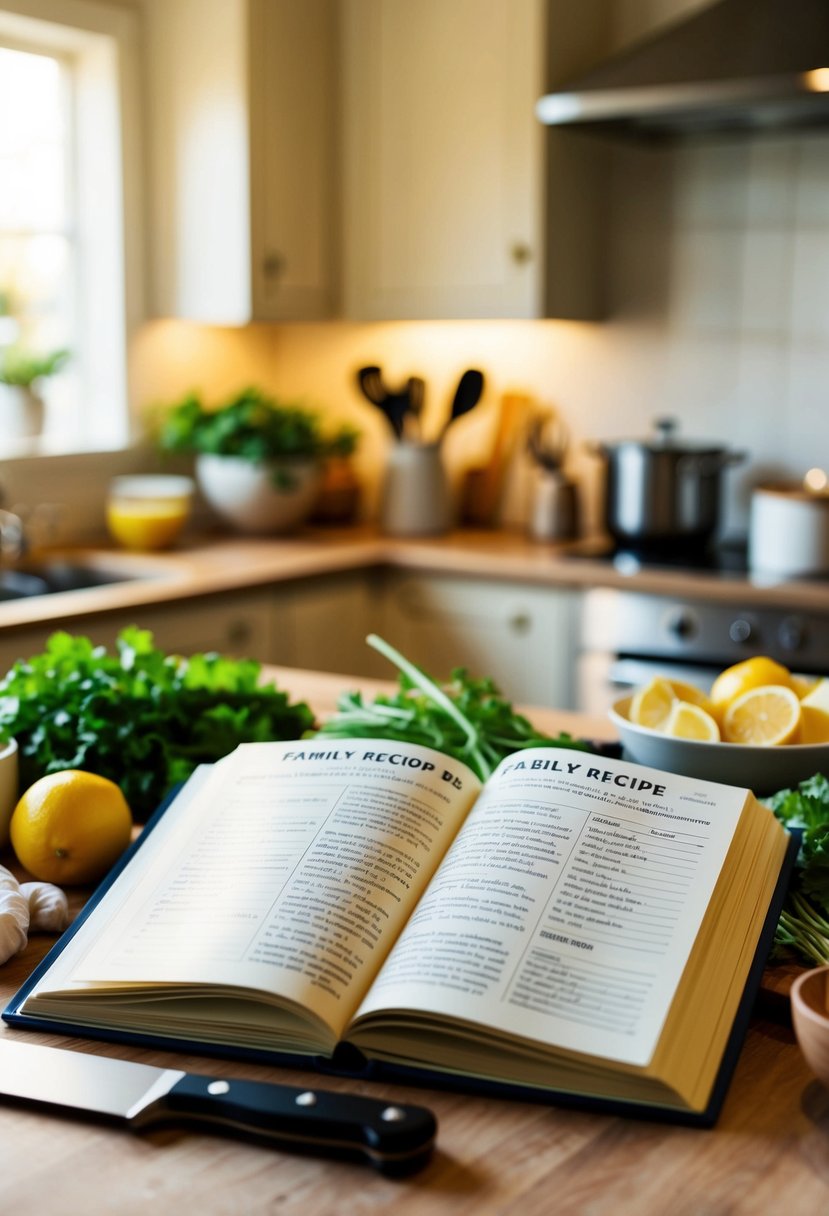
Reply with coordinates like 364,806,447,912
155,1073,437,1175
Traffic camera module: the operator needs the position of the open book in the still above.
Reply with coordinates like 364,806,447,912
6,739,793,1121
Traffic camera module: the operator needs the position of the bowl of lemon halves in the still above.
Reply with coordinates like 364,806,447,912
609,656,829,794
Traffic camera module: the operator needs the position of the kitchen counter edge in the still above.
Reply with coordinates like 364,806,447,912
0,527,827,632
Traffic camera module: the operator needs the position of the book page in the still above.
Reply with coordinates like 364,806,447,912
352,747,749,1067
30,741,481,1040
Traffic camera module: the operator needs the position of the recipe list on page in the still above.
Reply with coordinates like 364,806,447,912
356,749,748,1067
47,742,480,1036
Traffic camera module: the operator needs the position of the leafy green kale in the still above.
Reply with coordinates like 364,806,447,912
0,627,314,820
313,633,592,781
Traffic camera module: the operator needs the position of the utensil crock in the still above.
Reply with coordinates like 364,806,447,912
380,442,451,537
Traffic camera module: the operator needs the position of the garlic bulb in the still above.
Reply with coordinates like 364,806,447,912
0,864,18,892
20,881,71,933
0,866,71,964
0,866,30,964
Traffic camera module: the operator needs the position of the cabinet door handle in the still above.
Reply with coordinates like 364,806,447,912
262,252,286,280
509,613,532,635
227,620,252,648
510,242,532,265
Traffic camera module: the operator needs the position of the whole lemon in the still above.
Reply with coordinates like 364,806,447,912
709,656,793,718
10,770,133,885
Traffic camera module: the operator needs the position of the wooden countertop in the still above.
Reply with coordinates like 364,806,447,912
0,526,828,634
0,670,828,1214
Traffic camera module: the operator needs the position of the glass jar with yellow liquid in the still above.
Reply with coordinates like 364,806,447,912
106,476,194,550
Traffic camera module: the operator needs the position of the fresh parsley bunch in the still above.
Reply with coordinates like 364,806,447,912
0,627,314,820
767,774,829,965
314,634,590,781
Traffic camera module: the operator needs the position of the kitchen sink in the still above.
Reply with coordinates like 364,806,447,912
0,559,148,601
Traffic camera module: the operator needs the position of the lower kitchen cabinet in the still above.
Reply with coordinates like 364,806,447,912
275,571,389,679
379,572,579,709
0,571,580,709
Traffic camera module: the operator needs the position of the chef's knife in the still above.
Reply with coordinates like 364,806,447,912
0,1040,437,1175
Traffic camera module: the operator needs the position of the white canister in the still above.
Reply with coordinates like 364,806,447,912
749,484,829,578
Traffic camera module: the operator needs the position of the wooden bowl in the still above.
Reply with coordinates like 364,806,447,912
791,967,829,1087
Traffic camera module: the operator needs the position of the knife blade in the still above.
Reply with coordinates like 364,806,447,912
0,1040,437,1175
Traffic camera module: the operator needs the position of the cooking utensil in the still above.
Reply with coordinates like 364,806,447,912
589,417,746,552
527,413,569,473
405,376,426,440
356,366,411,441
0,1039,436,1175
441,369,484,438
356,365,387,407
460,392,533,527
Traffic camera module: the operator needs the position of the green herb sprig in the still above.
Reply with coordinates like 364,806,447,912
766,773,829,964
0,627,314,819
313,633,591,781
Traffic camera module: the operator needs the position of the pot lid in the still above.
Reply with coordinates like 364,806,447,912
600,417,732,455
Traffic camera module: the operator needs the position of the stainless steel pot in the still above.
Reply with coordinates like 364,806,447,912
590,418,746,551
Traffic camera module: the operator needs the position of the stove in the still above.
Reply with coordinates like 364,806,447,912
567,540,829,713
562,537,752,577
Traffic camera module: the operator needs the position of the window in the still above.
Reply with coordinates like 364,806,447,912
0,2,142,458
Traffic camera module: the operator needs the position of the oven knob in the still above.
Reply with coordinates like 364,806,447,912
729,618,753,644
665,609,697,640
778,616,807,652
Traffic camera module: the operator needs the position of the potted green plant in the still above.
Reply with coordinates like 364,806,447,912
157,387,358,534
0,346,70,439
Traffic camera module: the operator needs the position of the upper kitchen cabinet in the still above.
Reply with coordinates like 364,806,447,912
341,0,612,321
144,0,338,323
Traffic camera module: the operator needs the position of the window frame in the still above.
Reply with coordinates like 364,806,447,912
0,0,145,459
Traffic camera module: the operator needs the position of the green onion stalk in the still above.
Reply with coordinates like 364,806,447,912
314,633,589,782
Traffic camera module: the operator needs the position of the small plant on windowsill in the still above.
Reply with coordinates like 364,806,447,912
156,387,360,534
0,347,70,440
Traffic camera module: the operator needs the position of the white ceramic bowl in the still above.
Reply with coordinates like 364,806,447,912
610,695,829,795
196,455,320,534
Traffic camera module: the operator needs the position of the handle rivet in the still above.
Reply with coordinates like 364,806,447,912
207,1081,230,1095
296,1091,318,1107
380,1106,407,1122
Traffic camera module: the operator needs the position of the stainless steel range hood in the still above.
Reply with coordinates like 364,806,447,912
537,0,829,140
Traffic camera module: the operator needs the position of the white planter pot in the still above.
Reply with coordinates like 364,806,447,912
0,384,44,438
0,737,19,848
196,454,321,534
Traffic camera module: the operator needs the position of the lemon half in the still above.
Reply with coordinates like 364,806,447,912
722,684,802,747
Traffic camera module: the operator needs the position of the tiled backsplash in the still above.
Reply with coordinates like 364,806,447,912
601,127,829,535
